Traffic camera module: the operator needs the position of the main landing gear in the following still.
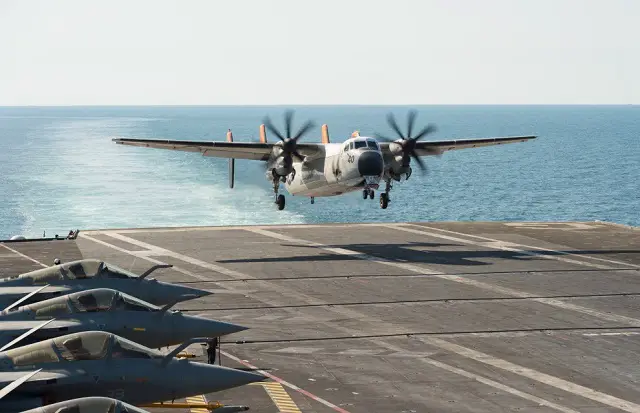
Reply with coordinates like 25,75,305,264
362,189,375,200
272,169,286,210
379,180,392,209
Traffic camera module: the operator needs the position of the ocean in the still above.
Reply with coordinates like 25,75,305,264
0,105,638,239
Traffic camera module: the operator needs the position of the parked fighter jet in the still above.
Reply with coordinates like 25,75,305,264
0,288,247,349
0,331,265,411
1,374,250,413
0,259,211,307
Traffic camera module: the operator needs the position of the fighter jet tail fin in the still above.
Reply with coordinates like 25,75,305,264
0,369,42,399
139,264,173,280
161,337,211,366
0,318,57,352
2,284,50,313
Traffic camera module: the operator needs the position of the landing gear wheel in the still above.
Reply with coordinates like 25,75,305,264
369,189,375,199
363,190,368,199
276,194,286,210
380,193,389,209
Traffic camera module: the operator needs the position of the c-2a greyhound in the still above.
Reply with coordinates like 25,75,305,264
113,110,536,210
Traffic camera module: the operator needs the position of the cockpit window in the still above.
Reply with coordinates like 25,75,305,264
70,289,116,312
111,336,163,360
102,263,139,279
55,332,110,361
5,342,60,366
367,140,379,149
113,294,159,312
33,299,72,318
354,140,367,149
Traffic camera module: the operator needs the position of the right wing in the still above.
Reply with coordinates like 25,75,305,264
112,138,323,161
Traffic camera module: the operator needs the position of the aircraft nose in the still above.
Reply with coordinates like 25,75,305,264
358,151,384,176
172,284,213,302
180,315,249,338
187,363,267,393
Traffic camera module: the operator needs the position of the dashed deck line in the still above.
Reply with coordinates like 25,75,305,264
257,381,302,413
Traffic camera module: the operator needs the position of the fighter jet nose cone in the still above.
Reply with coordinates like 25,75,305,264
358,151,384,176
181,316,248,338
176,285,213,301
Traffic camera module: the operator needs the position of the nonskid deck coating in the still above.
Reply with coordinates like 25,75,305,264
1,221,639,413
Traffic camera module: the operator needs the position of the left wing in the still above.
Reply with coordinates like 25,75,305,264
380,135,536,156
112,138,323,161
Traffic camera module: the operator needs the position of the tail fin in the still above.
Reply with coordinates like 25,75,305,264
321,124,330,144
227,129,235,188
259,124,267,143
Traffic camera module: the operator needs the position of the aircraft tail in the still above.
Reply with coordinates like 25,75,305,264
227,129,234,188
321,124,330,144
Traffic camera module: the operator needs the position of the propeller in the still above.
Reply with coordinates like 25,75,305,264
374,110,437,172
263,110,315,163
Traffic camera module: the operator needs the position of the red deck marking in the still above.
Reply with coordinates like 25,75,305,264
220,350,351,413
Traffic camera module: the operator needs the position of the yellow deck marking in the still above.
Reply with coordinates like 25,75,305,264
254,381,302,412
186,395,209,413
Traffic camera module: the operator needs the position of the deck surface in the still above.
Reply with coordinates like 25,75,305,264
1,221,640,413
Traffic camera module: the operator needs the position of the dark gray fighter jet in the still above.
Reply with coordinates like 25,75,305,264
0,331,265,411
0,259,211,307
0,288,247,349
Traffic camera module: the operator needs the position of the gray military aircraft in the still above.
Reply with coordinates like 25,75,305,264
113,109,536,210
0,288,247,349
1,374,250,413
0,259,211,308
0,331,265,411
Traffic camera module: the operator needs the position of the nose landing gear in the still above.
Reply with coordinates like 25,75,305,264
363,189,375,200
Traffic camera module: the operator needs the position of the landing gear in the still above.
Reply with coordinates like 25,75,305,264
380,179,392,209
363,189,375,200
272,170,286,210
380,193,388,209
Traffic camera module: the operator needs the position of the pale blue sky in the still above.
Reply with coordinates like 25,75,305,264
0,0,637,105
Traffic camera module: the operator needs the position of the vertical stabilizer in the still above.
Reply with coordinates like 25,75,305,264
227,129,235,189
321,124,330,144
259,124,267,143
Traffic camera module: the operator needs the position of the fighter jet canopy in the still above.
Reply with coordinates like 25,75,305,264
1,259,143,285
8,288,161,318
1,331,164,369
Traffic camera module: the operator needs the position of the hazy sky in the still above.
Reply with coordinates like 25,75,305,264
0,0,638,105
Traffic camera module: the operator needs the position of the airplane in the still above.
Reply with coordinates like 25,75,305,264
112,110,536,210
0,288,248,350
1,370,250,413
0,259,211,308
0,331,265,411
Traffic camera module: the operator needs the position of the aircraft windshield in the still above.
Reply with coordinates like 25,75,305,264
55,331,110,361
101,263,140,279
111,336,163,359
354,140,367,149
70,289,117,312
112,293,159,312
367,140,379,149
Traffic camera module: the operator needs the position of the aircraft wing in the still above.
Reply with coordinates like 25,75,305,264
380,135,537,156
0,320,82,349
112,138,323,161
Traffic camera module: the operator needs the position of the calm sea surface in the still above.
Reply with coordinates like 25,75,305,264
0,105,638,238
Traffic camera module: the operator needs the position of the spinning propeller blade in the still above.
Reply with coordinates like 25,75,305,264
375,110,437,173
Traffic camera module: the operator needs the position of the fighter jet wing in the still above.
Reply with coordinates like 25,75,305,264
0,370,71,390
0,286,72,296
380,136,537,156
112,138,323,161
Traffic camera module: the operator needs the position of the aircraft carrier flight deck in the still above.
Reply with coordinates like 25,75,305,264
1,221,639,413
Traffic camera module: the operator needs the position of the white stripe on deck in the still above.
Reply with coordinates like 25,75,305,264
396,223,640,269
79,229,639,412
0,243,48,268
